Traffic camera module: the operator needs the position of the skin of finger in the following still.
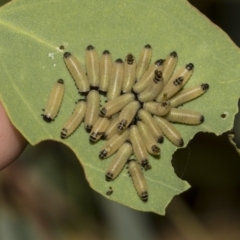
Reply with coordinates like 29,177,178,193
0,102,28,170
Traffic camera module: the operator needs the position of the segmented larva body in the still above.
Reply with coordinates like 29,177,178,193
61,99,86,139
129,125,150,170
170,83,209,107
143,100,171,117
122,53,136,93
137,109,164,143
100,93,135,117
137,70,164,102
118,101,141,131
42,79,64,122
63,52,90,94
85,45,99,89
135,44,152,81
99,50,112,94
162,51,178,85
99,129,129,159
107,58,124,100
90,116,111,142
102,114,119,140
153,116,184,147
105,142,132,181
58,45,210,203
156,63,194,101
133,59,164,94
165,108,204,125
128,159,148,202
137,121,160,155
85,90,100,133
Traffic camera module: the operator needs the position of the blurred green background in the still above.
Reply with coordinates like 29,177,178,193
1,0,240,239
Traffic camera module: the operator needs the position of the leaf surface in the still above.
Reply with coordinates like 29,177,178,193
0,0,239,215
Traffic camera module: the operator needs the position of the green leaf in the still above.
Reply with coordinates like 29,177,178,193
0,0,239,215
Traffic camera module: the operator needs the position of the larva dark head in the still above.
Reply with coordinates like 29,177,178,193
170,51,177,58
87,45,94,50
173,76,184,86
158,136,164,144
80,90,89,96
141,191,148,202
118,120,127,131
125,139,132,145
42,115,53,123
63,52,71,58
103,50,110,54
178,139,184,147
89,133,97,143
126,54,134,65
155,59,164,66
100,108,107,117
105,172,113,181
57,79,64,84
142,159,149,168
152,145,160,154
186,63,194,71
201,83,209,91
144,44,151,49
85,125,92,133
99,149,108,160
99,90,107,95
116,58,123,63
90,86,99,91
200,115,205,123
154,70,163,83
101,134,107,140
60,128,68,139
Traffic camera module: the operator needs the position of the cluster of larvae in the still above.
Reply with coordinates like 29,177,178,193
42,44,209,202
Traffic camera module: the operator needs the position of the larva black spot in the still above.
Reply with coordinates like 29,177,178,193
170,51,177,57
186,63,194,71
63,52,71,58
87,45,94,50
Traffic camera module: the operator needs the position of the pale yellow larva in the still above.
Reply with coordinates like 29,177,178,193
89,116,111,142
135,44,152,81
63,52,90,95
133,59,164,93
143,100,171,117
156,63,194,101
99,50,112,94
84,90,100,133
153,116,184,147
99,129,129,159
101,114,119,140
165,108,204,125
128,159,148,202
129,125,150,170
107,58,124,100
61,99,86,139
137,109,164,143
137,70,164,102
85,45,99,89
122,53,136,93
162,51,178,85
137,121,160,155
100,93,135,117
42,79,64,122
170,83,209,107
118,101,141,131
105,142,132,181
